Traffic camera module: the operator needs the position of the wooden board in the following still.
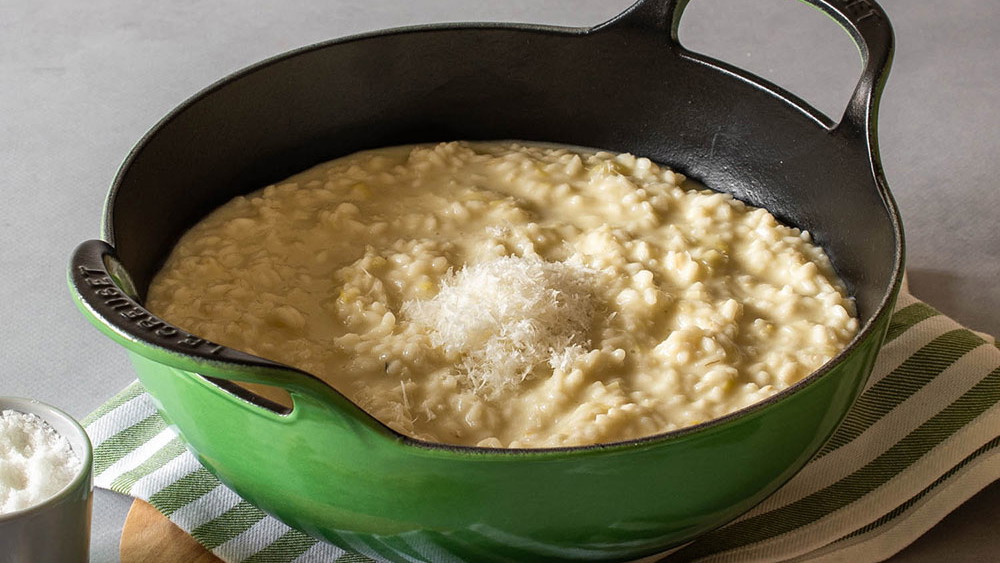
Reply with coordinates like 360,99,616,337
120,499,221,563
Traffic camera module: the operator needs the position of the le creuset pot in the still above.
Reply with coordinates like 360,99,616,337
70,0,903,561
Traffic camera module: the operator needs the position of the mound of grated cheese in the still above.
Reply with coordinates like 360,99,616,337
0,410,83,514
403,256,597,397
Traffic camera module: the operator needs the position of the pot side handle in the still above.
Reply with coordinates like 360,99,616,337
68,239,380,428
608,0,893,139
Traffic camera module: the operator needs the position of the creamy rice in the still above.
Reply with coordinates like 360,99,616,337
146,141,858,448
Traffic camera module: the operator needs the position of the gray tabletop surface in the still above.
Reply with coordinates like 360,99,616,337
3,0,998,561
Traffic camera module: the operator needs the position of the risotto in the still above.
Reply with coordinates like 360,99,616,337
146,141,858,448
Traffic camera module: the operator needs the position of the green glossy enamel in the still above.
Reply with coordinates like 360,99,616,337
120,305,892,562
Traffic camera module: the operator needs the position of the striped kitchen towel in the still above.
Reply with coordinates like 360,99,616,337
83,291,1000,563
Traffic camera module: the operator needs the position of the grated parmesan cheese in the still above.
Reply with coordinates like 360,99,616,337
403,256,596,398
0,410,82,514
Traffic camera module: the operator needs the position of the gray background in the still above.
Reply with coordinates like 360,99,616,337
3,0,997,561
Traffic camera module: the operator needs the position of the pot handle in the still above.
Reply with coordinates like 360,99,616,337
68,239,379,426
610,0,893,139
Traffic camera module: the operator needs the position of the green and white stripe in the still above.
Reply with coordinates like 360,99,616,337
83,292,1000,562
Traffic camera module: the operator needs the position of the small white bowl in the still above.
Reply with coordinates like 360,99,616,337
0,397,93,563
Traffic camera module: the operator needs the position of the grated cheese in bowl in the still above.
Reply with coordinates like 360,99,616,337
0,410,83,514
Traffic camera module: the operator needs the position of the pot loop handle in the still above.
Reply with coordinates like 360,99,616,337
69,239,380,428
609,0,893,140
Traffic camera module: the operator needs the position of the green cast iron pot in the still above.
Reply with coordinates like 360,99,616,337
69,0,904,560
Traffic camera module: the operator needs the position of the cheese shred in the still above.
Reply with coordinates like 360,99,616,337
403,256,596,398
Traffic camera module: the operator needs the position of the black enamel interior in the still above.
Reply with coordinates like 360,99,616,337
105,23,897,326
